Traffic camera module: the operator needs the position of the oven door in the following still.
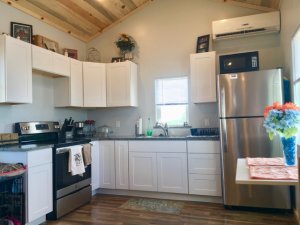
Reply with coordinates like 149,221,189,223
55,145,91,193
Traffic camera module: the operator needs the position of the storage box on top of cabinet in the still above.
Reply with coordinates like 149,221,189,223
106,61,138,107
0,35,32,104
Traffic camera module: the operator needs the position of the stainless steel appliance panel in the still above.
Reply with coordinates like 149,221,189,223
218,69,283,118
220,117,290,209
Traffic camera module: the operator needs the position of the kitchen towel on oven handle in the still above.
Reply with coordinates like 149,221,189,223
68,145,85,176
82,144,92,167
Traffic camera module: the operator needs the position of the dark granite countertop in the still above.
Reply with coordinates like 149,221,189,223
91,135,220,141
0,143,54,152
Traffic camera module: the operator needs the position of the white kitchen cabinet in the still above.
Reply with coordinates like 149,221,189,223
0,35,32,103
157,153,188,194
83,62,106,107
54,58,83,107
91,141,100,191
99,141,115,189
128,141,187,193
106,61,138,107
0,148,53,223
190,51,216,103
115,141,129,189
32,45,70,77
129,152,157,192
187,140,222,196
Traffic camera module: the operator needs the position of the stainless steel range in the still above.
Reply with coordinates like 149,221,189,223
15,121,92,220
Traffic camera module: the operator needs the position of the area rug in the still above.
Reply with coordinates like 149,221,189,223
120,198,184,214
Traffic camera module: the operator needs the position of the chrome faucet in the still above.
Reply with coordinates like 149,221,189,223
155,122,168,136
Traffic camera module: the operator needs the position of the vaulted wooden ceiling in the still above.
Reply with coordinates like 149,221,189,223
1,0,280,43
1,0,151,42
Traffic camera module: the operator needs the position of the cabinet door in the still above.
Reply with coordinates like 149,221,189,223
27,163,53,222
190,51,216,103
91,141,100,191
106,61,138,107
32,45,53,73
189,174,222,196
187,141,220,154
83,62,106,107
99,141,115,189
70,59,83,106
129,152,157,191
53,53,70,77
115,141,129,189
5,36,32,103
157,153,188,194
188,153,221,175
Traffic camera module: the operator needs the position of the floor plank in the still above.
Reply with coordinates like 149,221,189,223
45,194,298,225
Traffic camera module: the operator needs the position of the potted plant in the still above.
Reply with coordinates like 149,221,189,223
115,34,135,59
264,102,300,166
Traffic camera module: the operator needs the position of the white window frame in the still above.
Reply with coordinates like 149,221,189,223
155,76,189,127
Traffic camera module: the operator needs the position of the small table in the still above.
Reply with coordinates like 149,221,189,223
236,158,298,186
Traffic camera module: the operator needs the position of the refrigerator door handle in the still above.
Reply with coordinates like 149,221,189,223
220,119,228,152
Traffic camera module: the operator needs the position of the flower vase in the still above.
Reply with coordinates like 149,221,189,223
280,135,297,166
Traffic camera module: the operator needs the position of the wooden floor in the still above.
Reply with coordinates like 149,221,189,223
46,194,298,225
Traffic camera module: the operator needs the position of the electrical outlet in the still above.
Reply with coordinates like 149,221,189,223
116,120,121,128
204,118,210,127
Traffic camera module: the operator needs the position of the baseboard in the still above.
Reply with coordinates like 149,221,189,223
95,188,223,204
294,208,300,224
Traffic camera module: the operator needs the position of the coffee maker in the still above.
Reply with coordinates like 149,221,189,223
73,122,85,138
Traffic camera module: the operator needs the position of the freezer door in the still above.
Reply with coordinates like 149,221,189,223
220,117,291,209
218,69,283,118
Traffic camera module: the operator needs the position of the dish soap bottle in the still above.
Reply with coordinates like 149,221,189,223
146,118,153,137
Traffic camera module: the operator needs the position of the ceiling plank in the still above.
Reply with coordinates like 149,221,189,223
92,0,131,19
2,0,90,42
224,0,278,12
68,0,113,24
131,0,148,6
27,0,97,35
121,0,137,10
84,0,118,22
87,0,152,42
56,0,107,30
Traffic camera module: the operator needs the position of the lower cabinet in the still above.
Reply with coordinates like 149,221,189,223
129,152,157,191
189,174,222,196
157,153,188,194
99,141,115,189
0,148,53,223
115,141,129,189
91,141,100,191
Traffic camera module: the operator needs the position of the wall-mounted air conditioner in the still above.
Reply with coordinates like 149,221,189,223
212,11,280,40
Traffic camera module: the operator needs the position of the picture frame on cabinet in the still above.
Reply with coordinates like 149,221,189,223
111,57,124,63
63,48,78,59
196,34,209,53
10,22,32,43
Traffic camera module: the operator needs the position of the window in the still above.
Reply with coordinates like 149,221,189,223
292,26,300,144
155,77,188,126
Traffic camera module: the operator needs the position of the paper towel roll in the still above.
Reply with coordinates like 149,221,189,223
138,117,143,135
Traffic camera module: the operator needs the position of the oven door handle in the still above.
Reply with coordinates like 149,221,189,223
56,148,71,154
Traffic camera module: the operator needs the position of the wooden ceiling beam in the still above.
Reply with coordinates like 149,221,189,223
84,0,118,22
2,0,90,42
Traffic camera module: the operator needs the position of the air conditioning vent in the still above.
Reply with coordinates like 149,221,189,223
212,11,280,40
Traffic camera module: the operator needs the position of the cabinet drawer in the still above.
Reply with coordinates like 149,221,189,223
188,153,221,174
27,148,52,167
187,141,220,154
129,141,186,153
189,174,222,196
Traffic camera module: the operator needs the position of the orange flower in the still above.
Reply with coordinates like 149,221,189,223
264,102,300,117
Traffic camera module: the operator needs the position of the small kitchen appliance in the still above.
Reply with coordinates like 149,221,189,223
73,122,85,138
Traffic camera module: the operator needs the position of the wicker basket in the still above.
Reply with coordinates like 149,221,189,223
32,35,60,53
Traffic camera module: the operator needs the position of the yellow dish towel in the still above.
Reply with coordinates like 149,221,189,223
82,144,92,167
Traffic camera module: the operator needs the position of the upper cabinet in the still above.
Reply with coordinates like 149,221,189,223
190,51,216,103
106,61,138,107
32,45,70,77
0,35,32,104
54,58,83,107
83,62,106,107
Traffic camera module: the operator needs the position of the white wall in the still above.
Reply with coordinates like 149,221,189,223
0,2,87,132
87,0,283,135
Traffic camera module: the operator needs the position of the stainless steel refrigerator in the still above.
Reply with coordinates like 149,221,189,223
218,69,291,209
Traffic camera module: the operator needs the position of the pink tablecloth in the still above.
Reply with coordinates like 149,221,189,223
249,166,298,180
246,157,285,166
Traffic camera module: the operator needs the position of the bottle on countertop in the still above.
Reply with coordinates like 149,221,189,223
135,117,143,136
146,117,153,137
